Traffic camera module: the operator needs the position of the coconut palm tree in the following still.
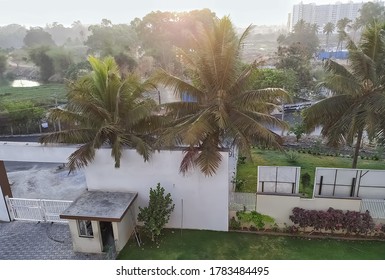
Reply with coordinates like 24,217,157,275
303,23,385,168
323,22,335,50
152,16,289,176
336,17,352,51
40,56,158,171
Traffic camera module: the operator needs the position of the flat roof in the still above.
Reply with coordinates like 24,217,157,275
60,191,138,222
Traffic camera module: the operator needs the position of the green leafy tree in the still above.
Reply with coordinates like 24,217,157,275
23,27,56,47
0,24,27,49
28,46,55,82
356,2,385,28
303,23,385,168
276,42,313,91
250,68,298,94
284,20,320,55
85,19,137,57
133,9,217,73
40,56,158,171
290,122,306,142
29,46,74,82
153,16,289,175
137,183,175,242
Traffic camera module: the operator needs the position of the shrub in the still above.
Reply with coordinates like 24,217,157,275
289,207,375,235
285,150,299,164
229,217,241,230
137,183,175,242
236,210,275,230
301,172,311,193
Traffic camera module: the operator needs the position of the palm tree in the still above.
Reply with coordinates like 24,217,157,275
336,17,352,51
303,23,385,168
152,16,289,176
323,22,335,50
40,56,158,171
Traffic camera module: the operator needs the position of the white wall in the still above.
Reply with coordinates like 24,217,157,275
84,149,229,231
68,220,103,253
0,142,76,163
258,166,300,194
0,143,230,231
112,207,136,252
314,168,385,199
0,189,10,222
256,194,361,225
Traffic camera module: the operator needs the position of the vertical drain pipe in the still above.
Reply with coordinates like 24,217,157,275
180,198,184,236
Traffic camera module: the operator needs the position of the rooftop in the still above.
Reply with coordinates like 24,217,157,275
60,191,137,222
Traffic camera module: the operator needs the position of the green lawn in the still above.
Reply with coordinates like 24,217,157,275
0,84,67,106
237,148,385,196
117,229,385,260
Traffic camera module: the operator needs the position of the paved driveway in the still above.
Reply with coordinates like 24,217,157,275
0,221,106,260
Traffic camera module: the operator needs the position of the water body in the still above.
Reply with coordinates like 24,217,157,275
11,79,40,87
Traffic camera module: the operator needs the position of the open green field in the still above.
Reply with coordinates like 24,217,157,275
117,229,385,260
0,84,67,106
236,148,385,196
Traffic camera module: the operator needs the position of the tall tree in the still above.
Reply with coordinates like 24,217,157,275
85,19,137,57
28,46,55,82
153,16,288,175
303,23,385,168
323,22,335,50
356,2,385,28
40,56,158,171
336,17,352,51
23,27,56,47
285,19,320,55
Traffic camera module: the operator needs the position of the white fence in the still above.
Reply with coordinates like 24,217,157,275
5,197,72,223
229,192,257,211
314,168,385,199
360,199,385,219
257,166,300,194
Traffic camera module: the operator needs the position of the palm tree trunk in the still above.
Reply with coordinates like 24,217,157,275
352,129,363,169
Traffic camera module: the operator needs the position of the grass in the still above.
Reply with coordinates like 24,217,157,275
236,148,385,196
117,229,385,260
0,84,67,106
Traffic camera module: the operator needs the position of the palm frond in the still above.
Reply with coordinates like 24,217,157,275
39,128,96,144
67,143,95,172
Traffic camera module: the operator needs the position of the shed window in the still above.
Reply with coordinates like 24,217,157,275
77,220,94,238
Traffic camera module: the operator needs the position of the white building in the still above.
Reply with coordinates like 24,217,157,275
289,1,382,31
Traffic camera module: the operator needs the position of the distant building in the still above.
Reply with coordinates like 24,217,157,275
289,1,383,31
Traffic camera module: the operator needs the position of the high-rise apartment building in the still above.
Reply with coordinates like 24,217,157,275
290,1,383,31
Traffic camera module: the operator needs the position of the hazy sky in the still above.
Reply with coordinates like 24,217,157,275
0,0,364,27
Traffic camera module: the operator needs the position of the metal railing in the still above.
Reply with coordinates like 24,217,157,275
360,199,385,219
5,196,72,223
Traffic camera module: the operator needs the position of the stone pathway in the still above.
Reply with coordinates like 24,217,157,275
0,221,106,260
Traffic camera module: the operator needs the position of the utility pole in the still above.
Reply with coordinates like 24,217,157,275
281,87,285,136
55,96,61,131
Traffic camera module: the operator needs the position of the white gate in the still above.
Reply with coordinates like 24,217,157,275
360,199,385,219
5,197,72,223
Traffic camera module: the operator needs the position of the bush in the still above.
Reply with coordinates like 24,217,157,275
289,207,375,235
301,172,311,194
285,150,299,164
229,217,241,230
137,183,175,242
236,210,275,230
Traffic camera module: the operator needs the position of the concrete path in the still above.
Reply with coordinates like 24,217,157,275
0,221,106,260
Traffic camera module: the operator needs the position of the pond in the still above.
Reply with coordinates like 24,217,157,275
11,79,40,87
